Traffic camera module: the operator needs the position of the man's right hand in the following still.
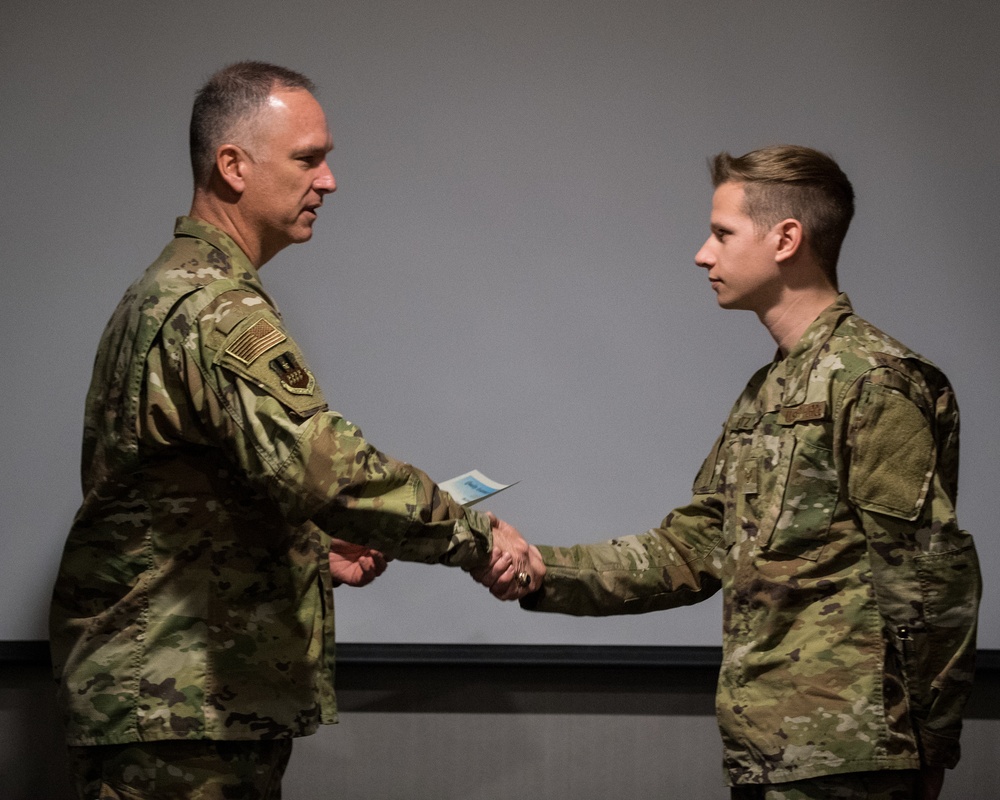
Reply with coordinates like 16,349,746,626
470,513,546,601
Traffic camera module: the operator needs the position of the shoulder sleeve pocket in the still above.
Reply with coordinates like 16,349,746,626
848,381,934,520
214,311,328,418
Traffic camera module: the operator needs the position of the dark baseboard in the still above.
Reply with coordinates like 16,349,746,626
5,640,998,671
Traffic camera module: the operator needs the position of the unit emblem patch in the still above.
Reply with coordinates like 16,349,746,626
269,351,316,395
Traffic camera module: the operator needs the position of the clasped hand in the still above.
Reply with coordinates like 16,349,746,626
469,512,545,601
329,538,389,587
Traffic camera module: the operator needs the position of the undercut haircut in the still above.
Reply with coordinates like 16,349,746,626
710,145,855,287
190,61,316,187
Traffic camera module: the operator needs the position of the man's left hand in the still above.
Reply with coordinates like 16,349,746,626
329,538,389,587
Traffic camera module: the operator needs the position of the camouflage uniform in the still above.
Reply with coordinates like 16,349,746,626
728,768,919,799
524,295,980,786
50,217,493,746
67,738,292,799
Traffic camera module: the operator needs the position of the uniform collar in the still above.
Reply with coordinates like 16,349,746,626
775,293,855,405
173,216,262,283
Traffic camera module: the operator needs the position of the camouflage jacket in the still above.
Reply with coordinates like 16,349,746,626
50,217,493,745
524,295,980,785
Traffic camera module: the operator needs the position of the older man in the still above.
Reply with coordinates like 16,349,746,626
50,61,542,799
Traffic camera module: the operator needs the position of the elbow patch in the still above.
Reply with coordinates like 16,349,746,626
848,381,934,520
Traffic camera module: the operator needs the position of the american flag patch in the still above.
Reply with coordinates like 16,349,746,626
225,319,287,364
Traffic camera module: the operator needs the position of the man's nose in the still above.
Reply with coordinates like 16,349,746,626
694,238,714,268
315,163,336,194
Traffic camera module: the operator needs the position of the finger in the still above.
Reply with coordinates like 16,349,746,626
474,553,512,588
490,563,518,599
490,550,513,572
505,570,535,599
492,524,529,562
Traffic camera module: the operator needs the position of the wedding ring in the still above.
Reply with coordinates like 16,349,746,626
516,571,531,588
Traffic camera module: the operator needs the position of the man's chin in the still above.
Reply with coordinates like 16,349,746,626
290,224,316,244
711,288,751,311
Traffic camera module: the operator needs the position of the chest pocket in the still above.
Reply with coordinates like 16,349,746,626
759,402,839,562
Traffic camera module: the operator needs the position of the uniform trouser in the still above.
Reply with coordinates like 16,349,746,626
67,739,293,800
730,770,921,800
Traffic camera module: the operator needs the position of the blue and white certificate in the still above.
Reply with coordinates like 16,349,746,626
439,469,517,506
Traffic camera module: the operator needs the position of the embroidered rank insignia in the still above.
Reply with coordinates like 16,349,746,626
269,351,316,395
226,319,287,364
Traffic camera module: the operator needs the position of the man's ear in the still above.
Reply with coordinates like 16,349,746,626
215,144,250,194
773,218,803,263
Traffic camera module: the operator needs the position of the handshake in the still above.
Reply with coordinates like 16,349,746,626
327,512,545,601
470,512,546,601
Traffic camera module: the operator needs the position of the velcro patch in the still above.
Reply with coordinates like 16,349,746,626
225,318,287,364
848,382,933,520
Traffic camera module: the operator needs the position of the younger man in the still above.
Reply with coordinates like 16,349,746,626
506,145,981,799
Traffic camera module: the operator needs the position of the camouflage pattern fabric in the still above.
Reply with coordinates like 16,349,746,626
50,217,493,746
68,738,292,799
729,769,919,799
524,295,980,786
